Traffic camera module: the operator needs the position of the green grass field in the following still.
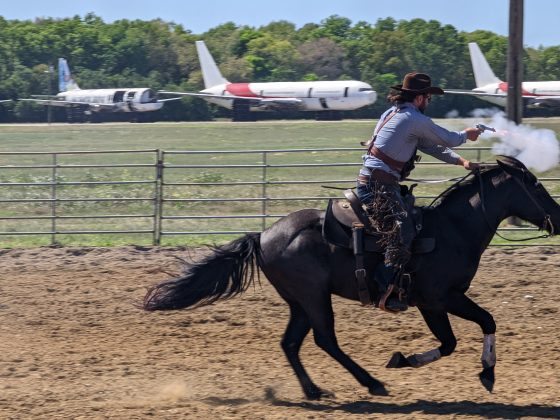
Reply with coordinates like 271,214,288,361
1,118,559,247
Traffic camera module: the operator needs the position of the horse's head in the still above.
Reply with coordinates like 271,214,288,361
496,155,560,235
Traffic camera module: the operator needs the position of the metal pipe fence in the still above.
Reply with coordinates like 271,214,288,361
0,149,159,244
0,147,557,246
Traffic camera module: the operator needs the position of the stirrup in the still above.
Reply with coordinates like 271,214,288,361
379,284,408,313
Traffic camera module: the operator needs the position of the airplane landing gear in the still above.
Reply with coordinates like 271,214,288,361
66,106,87,123
232,100,256,122
315,111,342,121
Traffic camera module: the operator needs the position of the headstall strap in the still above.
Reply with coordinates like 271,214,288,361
480,169,552,242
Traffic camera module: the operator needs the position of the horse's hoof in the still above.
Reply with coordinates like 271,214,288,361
368,382,389,396
479,367,495,393
305,387,334,400
386,351,412,368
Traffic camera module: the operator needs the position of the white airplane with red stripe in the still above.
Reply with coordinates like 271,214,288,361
445,42,560,108
160,41,376,118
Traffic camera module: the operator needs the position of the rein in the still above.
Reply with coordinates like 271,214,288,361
407,176,467,184
476,168,554,242
428,171,475,207
322,175,466,191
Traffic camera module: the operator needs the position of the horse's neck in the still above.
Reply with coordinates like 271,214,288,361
434,174,510,247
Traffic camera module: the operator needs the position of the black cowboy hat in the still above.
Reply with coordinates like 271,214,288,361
391,72,444,95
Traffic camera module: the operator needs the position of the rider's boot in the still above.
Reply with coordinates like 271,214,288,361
375,264,408,313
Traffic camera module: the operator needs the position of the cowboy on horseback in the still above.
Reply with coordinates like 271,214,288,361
357,72,482,313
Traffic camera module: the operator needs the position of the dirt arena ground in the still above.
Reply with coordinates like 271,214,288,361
1,245,559,419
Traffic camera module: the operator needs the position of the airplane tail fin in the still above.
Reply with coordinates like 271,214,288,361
195,40,229,88
468,42,502,87
58,58,80,92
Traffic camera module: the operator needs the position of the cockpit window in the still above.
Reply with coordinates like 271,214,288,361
359,88,374,92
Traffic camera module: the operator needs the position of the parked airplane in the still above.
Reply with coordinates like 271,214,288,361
445,42,560,108
20,58,179,122
159,41,377,121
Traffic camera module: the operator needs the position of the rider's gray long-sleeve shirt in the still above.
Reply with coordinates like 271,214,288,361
361,103,468,180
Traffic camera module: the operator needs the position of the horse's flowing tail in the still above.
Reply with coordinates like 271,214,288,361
143,233,261,311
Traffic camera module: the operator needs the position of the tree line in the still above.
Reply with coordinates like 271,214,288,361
0,13,559,122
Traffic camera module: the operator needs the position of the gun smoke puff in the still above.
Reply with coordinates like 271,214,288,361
487,112,560,172
469,108,502,118
445,109,460,118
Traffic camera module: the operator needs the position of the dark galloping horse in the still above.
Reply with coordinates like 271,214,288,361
143,156,560,399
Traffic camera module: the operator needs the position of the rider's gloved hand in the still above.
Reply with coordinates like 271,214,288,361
457,157,480,171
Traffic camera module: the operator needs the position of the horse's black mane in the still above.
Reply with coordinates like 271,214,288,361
429,165,500,209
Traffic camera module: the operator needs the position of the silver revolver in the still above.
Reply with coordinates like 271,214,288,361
476,123,496,133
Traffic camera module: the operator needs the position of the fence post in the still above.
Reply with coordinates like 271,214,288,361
153,149,164,246
261,151,268,231
51,153,58,245
152,149,163,246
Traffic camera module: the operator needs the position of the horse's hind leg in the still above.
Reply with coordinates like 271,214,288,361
306,292,388,397
387,308,455,369
281,301,331,400
445,292,497,392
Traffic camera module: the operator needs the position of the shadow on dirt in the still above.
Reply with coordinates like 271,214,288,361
201,389,559,419
269,398,560,419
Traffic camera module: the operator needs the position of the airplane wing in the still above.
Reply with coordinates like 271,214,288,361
19,98,118,110
158,90,303,109
444,89,507,98
159,90,264,102
156,97,184,103
524,96,560,108
258,98,303,109
444,89,560,108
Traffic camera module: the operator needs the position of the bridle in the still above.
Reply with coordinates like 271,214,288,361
428,165,554,242
476,166,554,242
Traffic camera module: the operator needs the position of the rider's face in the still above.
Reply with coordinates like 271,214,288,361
418,94,431,112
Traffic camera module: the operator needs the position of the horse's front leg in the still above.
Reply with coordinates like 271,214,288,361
445,292,497,392
386,308,456,369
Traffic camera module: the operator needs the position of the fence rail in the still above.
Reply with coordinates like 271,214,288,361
0,147,556,246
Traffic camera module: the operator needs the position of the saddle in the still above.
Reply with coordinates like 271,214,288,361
323,189,435,253
322,189,435,306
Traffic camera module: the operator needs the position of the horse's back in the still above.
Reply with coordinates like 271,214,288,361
260,208,325,256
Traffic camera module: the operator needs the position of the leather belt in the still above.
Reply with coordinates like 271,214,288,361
369,146,406,172
357,169,399,185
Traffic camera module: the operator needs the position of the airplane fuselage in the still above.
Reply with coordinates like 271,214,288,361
201,80,376,111
58,88,163,112
474,81,560,107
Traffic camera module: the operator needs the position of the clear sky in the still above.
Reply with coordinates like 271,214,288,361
1,0,558,48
